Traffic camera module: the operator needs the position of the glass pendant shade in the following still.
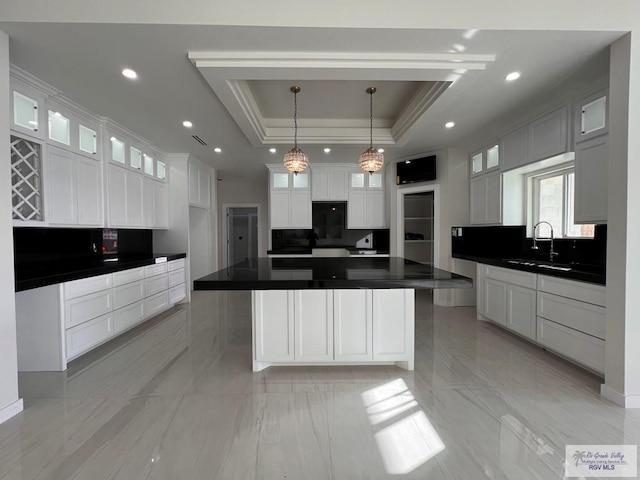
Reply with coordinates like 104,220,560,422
359,86,384,174
283,86,309,174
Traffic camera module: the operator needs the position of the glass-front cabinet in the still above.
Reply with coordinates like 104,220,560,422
271,171,309,190
110,136,126,165
143,154,155,176
79,124,98,155
350,172,382,189
130,146,143,171
48,110,71,146
470,144,500,177
156,160,167,181
11,82,46,139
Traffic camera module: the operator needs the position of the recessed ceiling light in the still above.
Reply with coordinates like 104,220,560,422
505,71,521,81
324,148,331,154
377,148,385,153
122,68,138,80
214,147,222,153
269,148,277,153
182,120,193,128
405,160,411,164
445,121,455,128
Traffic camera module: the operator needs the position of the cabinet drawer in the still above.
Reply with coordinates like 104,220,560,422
113,280,145,310
66,312,113,359
537,317,604,374
145,263,167,277
483,265,536,289
537,292,606,340
537,275,606,306
168,283,186,305
145,291,169,318
112,267,145,287
145,273,168,297
168,258,185,271
65,290,112,329
64,273,112,300
113,300,145,334
168,268,185,287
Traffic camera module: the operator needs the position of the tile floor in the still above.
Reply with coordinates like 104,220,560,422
1,290,638,479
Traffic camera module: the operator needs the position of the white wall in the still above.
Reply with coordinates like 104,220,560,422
0,29,22,423
216,171,269,266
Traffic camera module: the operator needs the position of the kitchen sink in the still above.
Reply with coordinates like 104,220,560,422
505,259,572,271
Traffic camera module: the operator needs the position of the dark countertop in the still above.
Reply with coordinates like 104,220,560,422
15,253,187,292
268,246,390,255
453,253,605,285
193,257,472,291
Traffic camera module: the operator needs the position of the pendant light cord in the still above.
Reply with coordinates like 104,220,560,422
294,90,298,149
369,90,373,149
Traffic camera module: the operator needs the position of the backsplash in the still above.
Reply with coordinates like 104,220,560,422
14,227,153,267
452,225,607,266
272,229,390,251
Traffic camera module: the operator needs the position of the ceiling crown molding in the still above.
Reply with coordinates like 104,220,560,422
189,50,494,146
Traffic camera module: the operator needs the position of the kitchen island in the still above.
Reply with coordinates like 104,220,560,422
194,257,472,371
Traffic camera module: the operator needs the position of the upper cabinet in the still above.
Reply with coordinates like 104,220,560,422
575,89,608,143
501,107,569,172
470,144,500,177
267,167,312,228
46,100,101,158
10,78,46,140
470,170,502,225
189,161,211,209
311,166,348,201
347,170,387,229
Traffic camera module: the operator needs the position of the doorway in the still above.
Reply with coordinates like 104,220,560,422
225,206,259,268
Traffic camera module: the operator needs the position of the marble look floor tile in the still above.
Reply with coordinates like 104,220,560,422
2,290,640,480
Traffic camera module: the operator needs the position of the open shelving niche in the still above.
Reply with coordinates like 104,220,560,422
403,192,434,265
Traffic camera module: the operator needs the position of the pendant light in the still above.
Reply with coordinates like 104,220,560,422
359,86,384,174
283,86,309,174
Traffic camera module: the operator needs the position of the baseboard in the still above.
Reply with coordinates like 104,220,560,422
601,384,640,408
0,398,24,424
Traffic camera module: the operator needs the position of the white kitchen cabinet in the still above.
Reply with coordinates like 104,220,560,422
575,89,608,142
506,284,536,341
311,167,348,201
10,79,45,139
294,290,334,361
253,290,295,362
189,162,211,208
46,146,102,226
78,121,98,157
126,170,144,226
107,164,148,228
574,134,608,224
347,171,387,229
484,278,507,326
372,289,413,363
109,135,127,165
268,167,312,228
114,300,146,334
154,181,169,228
143,177,155,227
500,126,528,171
470,144,500,177
470,170,501,225
528,107,569,163
334,290,373,361
48,109,71,146
66,313,114,360
113,280,146,310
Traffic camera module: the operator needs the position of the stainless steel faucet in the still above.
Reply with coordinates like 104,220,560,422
532,221,558,261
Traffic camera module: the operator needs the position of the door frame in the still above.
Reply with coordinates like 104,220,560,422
221,203,261,268
396,184,440,268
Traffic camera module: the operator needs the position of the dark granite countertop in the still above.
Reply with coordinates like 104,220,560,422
15,253,187,292
268,246,390,255
453,253,605,285
193,257,472,291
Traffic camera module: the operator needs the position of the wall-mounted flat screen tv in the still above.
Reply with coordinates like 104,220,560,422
396,155,437,185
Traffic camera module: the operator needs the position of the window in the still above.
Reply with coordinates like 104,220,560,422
531,166,594,238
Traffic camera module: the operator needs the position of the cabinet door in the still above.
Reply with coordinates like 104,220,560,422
469,176,486,224
574,135,608,224
484,171,502,224
347,190,367,228
334,290,372,361
47,147,78,224
154,181,169,228
289,191,312,228
311,169,329,200
484,278,507,326
11,85,44,138
253,290,294,361
506,285,536,340
575,89,608,142
188,163,200,205
142,178,155,227
77,157,103,226
126,172,144,227
294,290,333,361
372,289,413,361
198,168,211,208
328,170,348,200
528,107,568,163
270,191,291,228
366,190,386,228
108,165,128,227
500,126,528,171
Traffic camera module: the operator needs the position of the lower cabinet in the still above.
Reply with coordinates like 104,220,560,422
66,313,114,359
477,264,606,374
253,289,414,368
